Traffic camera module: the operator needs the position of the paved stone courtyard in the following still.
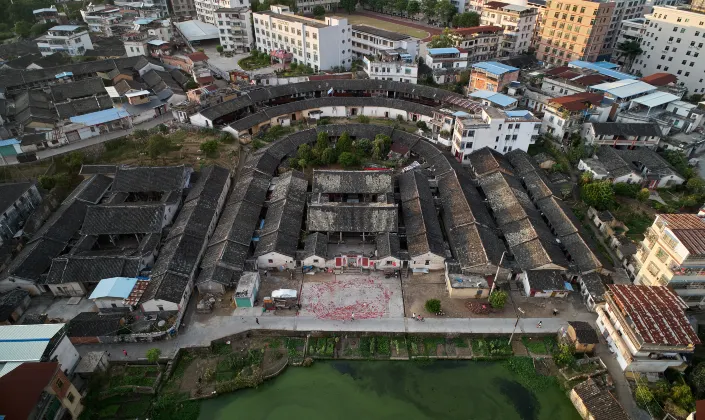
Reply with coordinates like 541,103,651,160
299,273,404,320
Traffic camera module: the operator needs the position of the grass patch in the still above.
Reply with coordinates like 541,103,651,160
423,337,445,356
119,396,152,417
98,404,120,418
238,54,271,70
505,357,557,391
106,365,160,389
454,337,469,348
613,205,654,236
346,14,430,38
522,337,549,355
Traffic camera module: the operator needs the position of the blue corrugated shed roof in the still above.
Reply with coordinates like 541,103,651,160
89,277,138,300
469,90,517,107
428,47,459,55
568,61,637,80
55,71,73,78
0,139,19,147
135,18,157,25
472,61,519,75
593,61,619,69
505,110,533,118
70,108,130,126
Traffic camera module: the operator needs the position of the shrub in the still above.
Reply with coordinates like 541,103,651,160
613,182,641,198
200,139,219,156
396,114,404,122
146,348,162,364
216,45,224,53
133,129,149,140
337,152,358,168
416,121,428,131
157,124,169,134
146,134,171,159
489,290,508,309
357,115,370,124
637,188,650,202
38,175,56,190
425,299,441,313
552,343,575,367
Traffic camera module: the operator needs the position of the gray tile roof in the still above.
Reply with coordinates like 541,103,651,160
448,223,505,270
0,289,29,322
594,146,634,178
535,196,579,237
228,170,272,206
590,122,662,137
562,232,604,273
511,235,568,271
522,170,561,201
7,238,67,281
141,271,190,305
81,203,165,235
44,255,141,285
479,171,541,227
505,149,541,176
468,147,515,178
30,200,87,245
376,232,400,259
307,204,398,233
55,95,114,119
78,165,117,176
195,263,241,287
62,174,113,205
50,77,106,101
524,269,567,291
312,170,393,194
399,171,444,257
572,379,629,420
568,320,600,344
302,232,328,259
0,182,34,213
113,165,188,193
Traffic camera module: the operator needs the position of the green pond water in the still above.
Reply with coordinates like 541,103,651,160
198,360,581,420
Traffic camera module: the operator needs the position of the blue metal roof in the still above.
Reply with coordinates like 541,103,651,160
593,61,619,69
135,18,157,25
0,139,19,147
70,108,130,126
471,61,519,75
428,47,459,55
89,277,138,300
469,90,517,107
55,71,73,78
452,111,472,117
50,25,81,31
568,60,637,80
505,110,534,118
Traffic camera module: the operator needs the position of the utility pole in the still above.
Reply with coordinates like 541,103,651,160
508,317,520,345
489,251,506,296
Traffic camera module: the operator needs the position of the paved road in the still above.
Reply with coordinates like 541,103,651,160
596,343,651,420
0,114,174,167
77,315,566,361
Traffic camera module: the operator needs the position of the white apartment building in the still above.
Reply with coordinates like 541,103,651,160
253,5,352,71
634,5,705,93
215,8,253,52
601,0,648,58
36,25,94,57
451,107,541,162
351,25,420,59
596,284,699,373
171,0,196,18
480,2,538,56
635,213,705,306
196,0,250,24
425,47,469,84
82,5,122,36
362,56,418,83
613,17,646,70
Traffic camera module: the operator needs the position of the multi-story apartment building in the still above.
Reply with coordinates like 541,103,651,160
480,2,538,56
633,5,705,93
469,61,519,92
351,25,420,59
541,92,609,139
635,214,705,306
450,26,503,62
171,0,196,18
82,5,123,37
536,0,615,66
215,8,253,52
601,0,648,59
363,55,418,83
253,6,352,71
0,183,41,247
197,0,251,24
451,107,541,161
33,6,68,24
613,17,646,69
529,0,549,44
36,25,94,57
425,47,469,84
596,284,700,372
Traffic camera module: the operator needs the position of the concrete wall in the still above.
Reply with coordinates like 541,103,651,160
196,280,226,295
0,277,44,296
52,335,81,374
302,255,328,268
409,252,445,270
258,252,296,269
94,297,130,310
141,298,181,312
48,282,87,297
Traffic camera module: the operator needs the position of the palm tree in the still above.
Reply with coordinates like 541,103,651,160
616,40,644,73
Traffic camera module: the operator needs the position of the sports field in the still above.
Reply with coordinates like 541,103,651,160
345,14,431,39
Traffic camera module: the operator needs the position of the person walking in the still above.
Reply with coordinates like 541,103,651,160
351,312,355,321
537,321,543,329
255,317,260,325
412,312,416,320
123,349,128,357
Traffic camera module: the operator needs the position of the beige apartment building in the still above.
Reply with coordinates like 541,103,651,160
635,213,705,307
536,0,615,65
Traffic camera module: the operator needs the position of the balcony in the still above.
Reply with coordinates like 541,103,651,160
669,264,705,278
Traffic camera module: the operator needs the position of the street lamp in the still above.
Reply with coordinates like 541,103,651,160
489,251,506,296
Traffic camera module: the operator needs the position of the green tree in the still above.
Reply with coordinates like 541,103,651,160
687,176,705,193
616,40,643,70
671,383,695,411
314,131,329,154
338,152,358,168
146,134,171,159
339,0,357,13
356,115,370,124
637,188,650,202
30,22,52,37
579,171,593,185
416,121,428,131
613,182,640,198
38,175,56,190
133,129,149,140
146,348,162,364
298,158,308,169
436,0,457,24
488,290,508,309
297,143,313,163
421,0,437,20
395,0,408,12
425,299,441,313
635,386,655,409
355,138,372,157
63,151,84,173
336,132,353,154
427,27,455,48
321,147,335,165
407,0,420,15
451,11,479,27
216,45,224,53
662,150,695,179
313,5,326,17
185,79,198,90
690,363,705,397
200,139,219,156
552,343,575,367
14,21,31,38
581,180,615,210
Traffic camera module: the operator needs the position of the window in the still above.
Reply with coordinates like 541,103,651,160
313,259,319,263
647,262,660,277
662,233,679,249
425,260,430,265
656,247,668,263
56,379,64,389
67,393,75,403
157,305,164,311
268,259,274,263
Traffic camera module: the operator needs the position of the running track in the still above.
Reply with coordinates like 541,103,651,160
355,10,442,41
